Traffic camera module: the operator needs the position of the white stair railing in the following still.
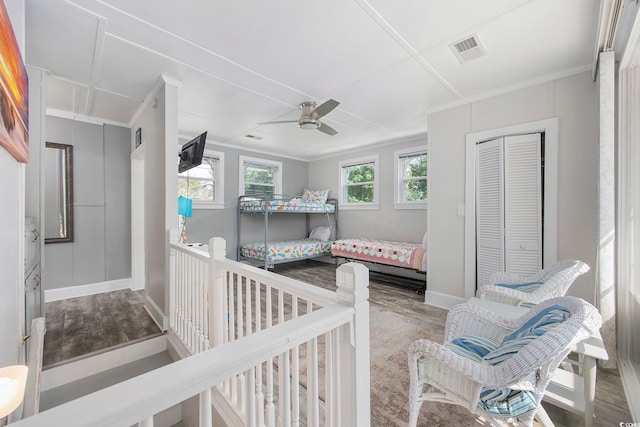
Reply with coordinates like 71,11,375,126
146,235,369,426
170,240,211,354
12,288,369,427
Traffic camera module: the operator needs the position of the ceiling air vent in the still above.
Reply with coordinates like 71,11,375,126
449,33,487,64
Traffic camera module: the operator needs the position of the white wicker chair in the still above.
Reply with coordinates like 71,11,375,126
408,296,601,427
476,260,590,307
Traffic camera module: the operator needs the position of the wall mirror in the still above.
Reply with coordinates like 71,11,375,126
44,142,74,243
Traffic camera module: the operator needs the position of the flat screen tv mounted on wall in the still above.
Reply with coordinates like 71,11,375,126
178,131,207,173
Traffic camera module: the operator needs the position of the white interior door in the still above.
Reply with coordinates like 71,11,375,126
504,133,542,276
475,134,542,287
476,137,505,287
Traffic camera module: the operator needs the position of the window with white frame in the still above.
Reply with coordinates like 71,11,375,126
339,155,379,210
394,147,427,209
239,155,282,197
178,149,225,209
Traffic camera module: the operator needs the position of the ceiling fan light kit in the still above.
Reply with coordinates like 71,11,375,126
260,99,340,135
299,122,318,130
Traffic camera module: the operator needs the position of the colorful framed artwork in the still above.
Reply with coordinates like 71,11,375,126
0,0,28,163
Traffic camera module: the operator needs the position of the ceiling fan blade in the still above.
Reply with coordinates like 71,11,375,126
311,99,340,119
317,122,338,136
258,120,299,125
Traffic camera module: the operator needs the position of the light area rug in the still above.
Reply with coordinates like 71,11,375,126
367,303,491,426
367,303,565,427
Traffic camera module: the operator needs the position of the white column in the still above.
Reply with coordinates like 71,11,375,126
597,50,617,368
209,237,226,348
335,262,370,427
199,388,212,427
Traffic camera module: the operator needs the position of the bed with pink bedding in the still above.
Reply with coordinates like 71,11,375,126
331,237,427,272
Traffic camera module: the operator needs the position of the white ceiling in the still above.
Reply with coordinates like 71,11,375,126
25,0,600,161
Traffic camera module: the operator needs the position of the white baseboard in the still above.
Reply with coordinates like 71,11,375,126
41,335,167,391
45,278,132,302
145,295,168,331
424,290,465,310
166,330,191,361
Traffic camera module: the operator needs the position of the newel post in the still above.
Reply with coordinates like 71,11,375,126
168,229,179,331
209,237,226,348
336,262,370,427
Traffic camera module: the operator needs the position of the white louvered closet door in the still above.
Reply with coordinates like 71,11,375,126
476,138,505,287
475,134,542,288
504,134,542,276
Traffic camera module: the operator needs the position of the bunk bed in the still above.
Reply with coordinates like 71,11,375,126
237,192,339,270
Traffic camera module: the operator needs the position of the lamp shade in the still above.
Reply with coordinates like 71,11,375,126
178,196,193,217
0,365,28,419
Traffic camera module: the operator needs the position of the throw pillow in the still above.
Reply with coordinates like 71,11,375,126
302,189,329,204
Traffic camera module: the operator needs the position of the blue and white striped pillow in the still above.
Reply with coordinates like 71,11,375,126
495,281,544,293
484,334,542,365
483,305,570,365
479,388,537,416
503,305,570,342
519,301,538,309
445,336,500,362
473,305,570,416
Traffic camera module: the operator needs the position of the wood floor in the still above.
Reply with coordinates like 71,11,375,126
42,261,633,426
43,289,163,368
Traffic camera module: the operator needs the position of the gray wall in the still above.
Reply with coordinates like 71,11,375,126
0,0,27,366
105,125,132,279
0,148,22,366
44,116,131,290
185,143,310,255
133,85,170,315
428,71,598,303
308,136,428,243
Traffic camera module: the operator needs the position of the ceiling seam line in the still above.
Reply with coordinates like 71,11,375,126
352,0,462,99
84,0,312,100
104,32,306,111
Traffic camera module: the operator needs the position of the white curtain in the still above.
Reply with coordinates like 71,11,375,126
597,50,617,369
617,60,640,388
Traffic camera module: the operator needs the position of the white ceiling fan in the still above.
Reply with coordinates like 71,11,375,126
259,99,340,135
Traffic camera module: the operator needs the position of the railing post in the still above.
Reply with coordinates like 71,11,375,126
209,237,226,348
200,388,212,427
169,228,179,331
335,262,370,427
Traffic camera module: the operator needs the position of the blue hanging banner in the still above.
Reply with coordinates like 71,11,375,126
178,195,193,217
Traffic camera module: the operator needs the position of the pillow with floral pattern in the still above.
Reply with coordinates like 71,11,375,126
302,189,329,204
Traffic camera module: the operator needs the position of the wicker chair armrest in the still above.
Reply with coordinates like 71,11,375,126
443,303,515,343
487,271,531,286
478,278,570,305
408,340,535,393
408,339,485,412
475,287,526,306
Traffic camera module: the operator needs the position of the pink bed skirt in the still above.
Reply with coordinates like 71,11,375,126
331,238,426,271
